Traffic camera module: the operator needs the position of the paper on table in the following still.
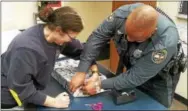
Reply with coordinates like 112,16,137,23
52,58,108,97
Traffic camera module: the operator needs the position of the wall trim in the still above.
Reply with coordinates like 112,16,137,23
174,93,188,106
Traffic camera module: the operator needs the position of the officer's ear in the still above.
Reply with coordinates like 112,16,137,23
152,28,157,34
155,28,157,31
150,28,157,37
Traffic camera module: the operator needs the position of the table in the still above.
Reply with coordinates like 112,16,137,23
37,75,167,110
37,59,167,110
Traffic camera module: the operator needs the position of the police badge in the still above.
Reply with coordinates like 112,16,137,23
133,49,142,58
152,49,168,64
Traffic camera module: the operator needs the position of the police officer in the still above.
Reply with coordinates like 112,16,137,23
69,3,181,107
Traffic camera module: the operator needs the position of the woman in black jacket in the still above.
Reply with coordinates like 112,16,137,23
1,6,84,109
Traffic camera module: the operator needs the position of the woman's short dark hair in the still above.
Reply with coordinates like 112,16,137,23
38,6,84,33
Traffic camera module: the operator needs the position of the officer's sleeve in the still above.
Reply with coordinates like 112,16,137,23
101,46,176,90
7,48,46,105
77,15,118,73
60,39,83,59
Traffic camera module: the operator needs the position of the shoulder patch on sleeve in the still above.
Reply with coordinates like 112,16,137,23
152,49,167,64
106,13,114,22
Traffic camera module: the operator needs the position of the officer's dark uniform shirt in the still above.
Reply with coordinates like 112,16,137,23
77,3,179,107
1,24,83,106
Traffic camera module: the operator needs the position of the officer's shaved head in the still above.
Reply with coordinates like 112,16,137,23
125,5,158,42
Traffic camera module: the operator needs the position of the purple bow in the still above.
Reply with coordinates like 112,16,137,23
85,102,103,111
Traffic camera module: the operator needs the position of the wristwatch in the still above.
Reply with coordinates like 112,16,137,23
91,70,99,75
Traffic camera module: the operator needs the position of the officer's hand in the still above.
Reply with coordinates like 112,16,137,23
69,72,86,93
82,73,101,95
86,72,99,83
82,81,97,95
54,92,70,108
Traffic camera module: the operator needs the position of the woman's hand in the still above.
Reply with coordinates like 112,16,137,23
54,92,70,108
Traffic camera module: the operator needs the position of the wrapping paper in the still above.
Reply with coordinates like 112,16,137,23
52,58,107,97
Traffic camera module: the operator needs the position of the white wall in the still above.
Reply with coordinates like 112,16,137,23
62,2,112,42
1,1,112,42
158,2,187,99
1,2,37,31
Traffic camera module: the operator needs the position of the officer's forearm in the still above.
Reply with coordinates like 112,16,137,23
101,77,117,89
77,25,112,72
101,73,138,90
77,61,92,73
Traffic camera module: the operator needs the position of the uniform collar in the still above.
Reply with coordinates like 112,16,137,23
144,32,165,54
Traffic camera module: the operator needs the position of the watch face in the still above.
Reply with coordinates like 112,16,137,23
92,70,99,74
